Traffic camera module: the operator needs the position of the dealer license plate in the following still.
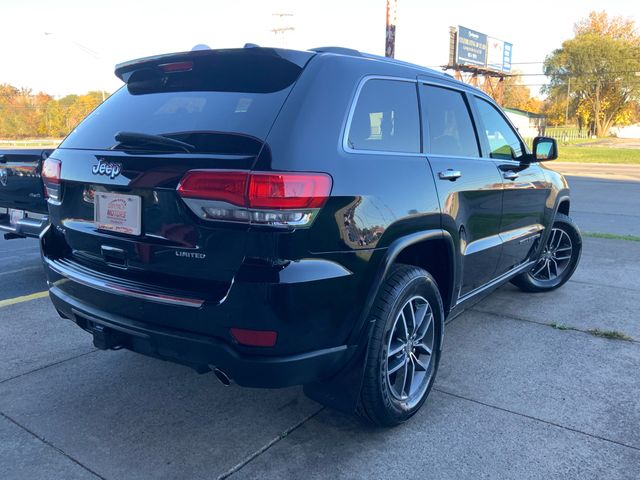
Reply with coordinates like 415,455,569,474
94,192,142,236
9,209,25,226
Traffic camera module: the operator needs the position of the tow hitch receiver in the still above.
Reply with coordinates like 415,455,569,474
90,324,124,350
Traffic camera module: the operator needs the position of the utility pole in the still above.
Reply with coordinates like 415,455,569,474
385,0,397,58
271,13,294,48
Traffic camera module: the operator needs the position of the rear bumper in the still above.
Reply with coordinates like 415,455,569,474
0,208,48,238
40,222,369,388
49,286,356,388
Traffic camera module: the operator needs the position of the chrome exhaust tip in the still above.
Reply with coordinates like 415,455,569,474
212,367,232,386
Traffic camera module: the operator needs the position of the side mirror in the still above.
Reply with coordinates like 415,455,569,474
532,136,558,162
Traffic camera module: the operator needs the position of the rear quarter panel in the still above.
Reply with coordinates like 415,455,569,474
257,56,444,343
261,55,442,254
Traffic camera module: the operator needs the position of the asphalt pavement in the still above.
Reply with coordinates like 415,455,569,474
1,163,639,479
547,162,640,237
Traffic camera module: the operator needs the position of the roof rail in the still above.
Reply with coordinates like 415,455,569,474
310,46,362,57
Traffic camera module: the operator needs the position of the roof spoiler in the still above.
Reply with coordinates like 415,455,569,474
114,47,314,83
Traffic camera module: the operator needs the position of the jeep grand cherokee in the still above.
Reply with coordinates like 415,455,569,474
40,46,581,426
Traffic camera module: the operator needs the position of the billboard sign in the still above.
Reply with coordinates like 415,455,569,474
454,26,512,73
456,26,487,67
487,37,512,72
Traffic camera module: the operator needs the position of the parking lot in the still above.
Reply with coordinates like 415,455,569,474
1,163,639,479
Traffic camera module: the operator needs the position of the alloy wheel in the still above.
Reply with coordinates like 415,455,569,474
386,295,435,406
531,227,573,281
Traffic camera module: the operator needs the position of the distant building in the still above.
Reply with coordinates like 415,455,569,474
611,124,640,139
504,107,547,139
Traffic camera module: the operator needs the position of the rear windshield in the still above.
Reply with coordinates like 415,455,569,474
60,52,303,155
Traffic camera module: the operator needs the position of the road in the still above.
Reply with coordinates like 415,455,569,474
547,162,640,237
1,163,639,479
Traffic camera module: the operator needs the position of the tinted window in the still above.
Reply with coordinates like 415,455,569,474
475,98,524,160
420,85,479,157
347,79,420,153
60,53,303,155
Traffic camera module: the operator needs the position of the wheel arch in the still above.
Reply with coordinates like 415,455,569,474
557,196,570,216
305,229,455,414
348,229,456,345
536,193,571,258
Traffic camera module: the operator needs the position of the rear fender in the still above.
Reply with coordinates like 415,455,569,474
304,229,455,413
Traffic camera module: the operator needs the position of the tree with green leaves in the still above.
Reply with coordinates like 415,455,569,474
543,11,640,136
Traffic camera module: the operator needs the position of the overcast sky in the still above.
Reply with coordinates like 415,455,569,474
2,0,638,97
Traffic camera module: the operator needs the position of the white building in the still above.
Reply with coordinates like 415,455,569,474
504,107,547,139
611,124,640,139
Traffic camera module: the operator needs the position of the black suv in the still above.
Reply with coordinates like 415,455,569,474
40,46,581,426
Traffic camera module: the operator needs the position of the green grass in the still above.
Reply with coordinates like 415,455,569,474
557,146,640,164
582,232,640,242
587,328,633,341
547,323,634,342
550,322,572,331
557,138,601,146
0,141,61,148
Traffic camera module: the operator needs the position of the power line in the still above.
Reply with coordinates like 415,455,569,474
513,71,640,77
501,82,640,88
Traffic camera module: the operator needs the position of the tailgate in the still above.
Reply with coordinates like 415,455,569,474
44,47,313,303
48,148,254,285
0,149,52,213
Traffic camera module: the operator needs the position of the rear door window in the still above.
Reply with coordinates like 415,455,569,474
419,85,480,157
347,79,420,153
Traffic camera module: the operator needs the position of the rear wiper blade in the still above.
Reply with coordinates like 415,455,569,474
113,131,195,153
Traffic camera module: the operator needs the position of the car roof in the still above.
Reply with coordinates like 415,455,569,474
308,46,488,95
311,47,450,77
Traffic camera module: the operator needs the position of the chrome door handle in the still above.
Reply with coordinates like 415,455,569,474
503,171,519,180
438,170,462,181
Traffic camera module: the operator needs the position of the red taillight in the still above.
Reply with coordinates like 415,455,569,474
248,173,332,209
230,328,277,347
42,158,62,201
42,158,61,184
177,170,248,206
177,170,332,209
177,170,332,227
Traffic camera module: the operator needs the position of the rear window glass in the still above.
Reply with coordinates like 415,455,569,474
420,85,479,157
60,53,303,155
347,79,420,153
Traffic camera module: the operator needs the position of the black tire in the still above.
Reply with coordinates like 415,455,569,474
511,213,582,293
358,264,444,427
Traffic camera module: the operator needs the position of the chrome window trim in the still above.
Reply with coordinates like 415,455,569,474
427,153,525,166
426,153,488,162
342,75,422,156
341,74,527,164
